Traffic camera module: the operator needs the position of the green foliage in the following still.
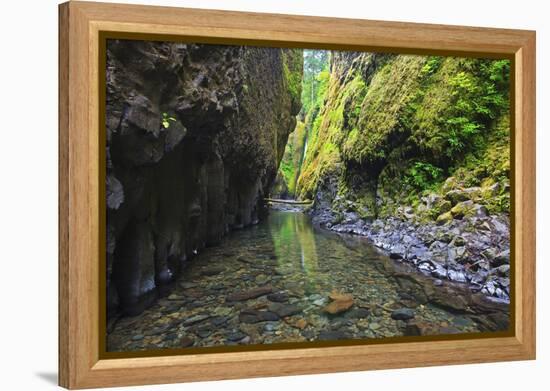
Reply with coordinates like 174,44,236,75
404,161,443,190
301,50,329,115
161,112,176,128
420,56,443,76
412,58,510,161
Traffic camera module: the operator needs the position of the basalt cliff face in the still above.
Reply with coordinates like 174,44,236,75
106,40,302,317
295,51,511,300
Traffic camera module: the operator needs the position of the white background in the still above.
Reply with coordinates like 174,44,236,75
0,0,546,389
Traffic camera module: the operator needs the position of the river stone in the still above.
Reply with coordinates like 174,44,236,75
391,308,415,320
239,309,280,323
345,308,370,319
201,266,225,276
430,288,469,311
318,330,350,341
268,303,301,318
323,292,354,315
313,298,327,306
390,244,407,259
445,189,470,204
436,211,453,225
267,292,289,303
210,316,229,327
368,322,380,330
180,336,194,347
182,314,210,326
226,285,273,301
226,331,247,342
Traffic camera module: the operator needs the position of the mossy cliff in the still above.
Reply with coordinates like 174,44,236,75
106,41,302,316
294,51,511,298
271,120,308,198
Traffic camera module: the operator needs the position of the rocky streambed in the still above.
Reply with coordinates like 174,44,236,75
107,210,509,352
311,184,511,302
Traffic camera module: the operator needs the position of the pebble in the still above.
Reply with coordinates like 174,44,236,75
226,331,247,342
391,308,415,321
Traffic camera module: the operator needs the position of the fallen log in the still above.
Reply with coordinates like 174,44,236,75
264,198,313,205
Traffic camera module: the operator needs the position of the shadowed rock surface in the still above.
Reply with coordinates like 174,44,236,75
106,40,302,316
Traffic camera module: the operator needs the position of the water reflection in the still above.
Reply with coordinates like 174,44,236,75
270,212,320,294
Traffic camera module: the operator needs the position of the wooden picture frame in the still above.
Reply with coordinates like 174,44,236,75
59,1,536,389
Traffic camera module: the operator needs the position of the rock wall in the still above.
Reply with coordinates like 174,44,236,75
296,51,511,300
106,40,302,316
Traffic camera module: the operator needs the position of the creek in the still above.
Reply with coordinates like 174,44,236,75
108,209,509,352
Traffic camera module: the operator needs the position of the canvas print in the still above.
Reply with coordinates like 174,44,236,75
105,40,511,353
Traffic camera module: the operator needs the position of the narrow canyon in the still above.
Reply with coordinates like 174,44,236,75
106,41,511,351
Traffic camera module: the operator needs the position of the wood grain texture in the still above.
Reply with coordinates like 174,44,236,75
58,1,536,389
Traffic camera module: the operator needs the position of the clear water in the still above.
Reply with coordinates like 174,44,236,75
108,210,509,352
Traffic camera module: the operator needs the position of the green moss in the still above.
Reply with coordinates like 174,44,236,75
293,51,510,219
277,120,308,196
282,49,304,111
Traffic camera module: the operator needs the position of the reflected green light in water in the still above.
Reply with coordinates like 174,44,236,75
269,211,321,294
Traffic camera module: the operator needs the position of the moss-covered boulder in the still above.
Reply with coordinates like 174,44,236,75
436,211,454,225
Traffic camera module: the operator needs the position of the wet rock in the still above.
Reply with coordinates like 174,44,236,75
263,322,278,332
391,308,415,320
368,322,380,331
239,309,280,323
313,298,327,306
167,294,185,300
267,292,289,303
390,244,407,259
226,331,247,342
180,336,195,347
447,268,468,283
226,285,273,301
210,316,229,327
289,318,307,330
195,328,212,338
180,282,198,289
430,288,469,312
201,266,225,276
323,292,354,315
268,303,302,318
182,314,210,326
345,308,370,319
439,326,462,334
318,330,350,341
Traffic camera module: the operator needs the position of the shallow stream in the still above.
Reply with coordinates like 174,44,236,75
108,210,509,352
